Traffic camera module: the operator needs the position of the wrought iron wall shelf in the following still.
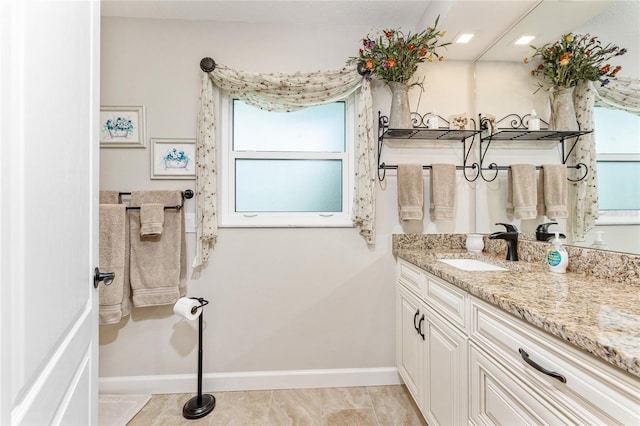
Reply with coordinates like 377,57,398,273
377,112,480,182
477,113,592,182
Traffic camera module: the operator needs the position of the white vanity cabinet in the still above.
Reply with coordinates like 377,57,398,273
396,259,469,425
470,297,640,425
396,258,640,425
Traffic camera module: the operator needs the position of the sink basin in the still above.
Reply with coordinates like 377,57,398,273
438,258,508,272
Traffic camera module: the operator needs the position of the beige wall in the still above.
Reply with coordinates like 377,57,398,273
98,17,475,389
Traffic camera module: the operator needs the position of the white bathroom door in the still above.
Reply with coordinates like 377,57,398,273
0,1,100,425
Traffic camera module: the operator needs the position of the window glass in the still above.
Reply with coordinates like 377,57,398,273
596,161,640,210
594,107,640,214
594,107,640,154
233,100,345,152
235,159,342,212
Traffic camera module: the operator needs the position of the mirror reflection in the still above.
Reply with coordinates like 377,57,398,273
474,0,639,255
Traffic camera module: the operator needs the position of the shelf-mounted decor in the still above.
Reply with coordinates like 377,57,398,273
150,138,196,180
100,106,146,148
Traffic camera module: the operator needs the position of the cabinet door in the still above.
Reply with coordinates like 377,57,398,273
397,285,424,404
422,310,468,426
469,344,572,425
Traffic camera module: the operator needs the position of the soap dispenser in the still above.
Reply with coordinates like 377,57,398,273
547,232,568,274
591,231,607,249
428,110,439,129
528,109,540,130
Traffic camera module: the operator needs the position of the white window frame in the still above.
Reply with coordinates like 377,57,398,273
594,107,640,225
219,92,355,228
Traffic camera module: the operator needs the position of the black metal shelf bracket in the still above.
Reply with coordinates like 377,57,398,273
376,111,481,182
477,113,591,183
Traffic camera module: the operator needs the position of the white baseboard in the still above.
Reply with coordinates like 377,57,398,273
99,367,402,395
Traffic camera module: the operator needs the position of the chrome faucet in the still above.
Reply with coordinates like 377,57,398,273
489,223,519,261
536,222,566,242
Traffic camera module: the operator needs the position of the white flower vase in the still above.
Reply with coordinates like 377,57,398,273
549,86,578,131
387,81,412,130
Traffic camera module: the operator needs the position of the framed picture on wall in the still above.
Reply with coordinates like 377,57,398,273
100,106,146,148
151,138,196,180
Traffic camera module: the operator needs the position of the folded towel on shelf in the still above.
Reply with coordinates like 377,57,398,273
140,203,165,237
542,164,568,219
99,204,128,325
100,190,121,204
397,164,424,221
430,163,457,220
508,164,538,220
130,190,186,307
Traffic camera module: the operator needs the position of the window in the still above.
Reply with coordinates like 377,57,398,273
220,96,354,227
594,107,640,224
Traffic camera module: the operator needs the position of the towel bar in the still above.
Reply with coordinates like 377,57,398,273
119,189,194,211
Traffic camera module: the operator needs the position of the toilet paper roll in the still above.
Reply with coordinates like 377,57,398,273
173,297,201,320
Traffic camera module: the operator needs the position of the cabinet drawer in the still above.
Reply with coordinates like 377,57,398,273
425,273,467,332
471,297,640,425
469,343,573,425
398,259,424,296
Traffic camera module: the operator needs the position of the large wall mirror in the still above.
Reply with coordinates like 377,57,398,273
474,0,639,255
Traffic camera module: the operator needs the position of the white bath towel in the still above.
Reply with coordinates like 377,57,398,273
99,204,128,325
542,164,568,219
130,191,186,307
397,164,424,221
430,163,457,220
508,164,538,220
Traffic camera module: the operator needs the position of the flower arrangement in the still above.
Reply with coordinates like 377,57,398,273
164,148,190,169
353,16,450,84
525,33,626,89
104,116,134,137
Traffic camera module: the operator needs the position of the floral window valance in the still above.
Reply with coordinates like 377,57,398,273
193,64,376,268
595,76,640,115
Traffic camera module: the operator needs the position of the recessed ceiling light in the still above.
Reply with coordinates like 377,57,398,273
456,33,474,44
515,35,536,45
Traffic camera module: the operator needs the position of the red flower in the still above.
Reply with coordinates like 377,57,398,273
599,64,611,75
585,49,591,56
365,59,374,70
530,70,536,76
419,47,428,57
407,43,416,51
611,65,622,75
537,64,544,70
386,58,396,68
384,30,394,38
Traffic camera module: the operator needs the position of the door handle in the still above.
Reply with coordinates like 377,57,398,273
93,267,115,288
413,309,420,332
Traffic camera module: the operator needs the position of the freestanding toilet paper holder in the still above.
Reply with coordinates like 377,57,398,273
182,297,216,420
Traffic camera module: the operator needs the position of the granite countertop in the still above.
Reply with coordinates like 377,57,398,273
394,247,640,378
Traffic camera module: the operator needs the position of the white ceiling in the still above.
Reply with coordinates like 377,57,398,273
100,0,619,61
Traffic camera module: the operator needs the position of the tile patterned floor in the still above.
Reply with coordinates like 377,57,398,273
128,385,427,425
